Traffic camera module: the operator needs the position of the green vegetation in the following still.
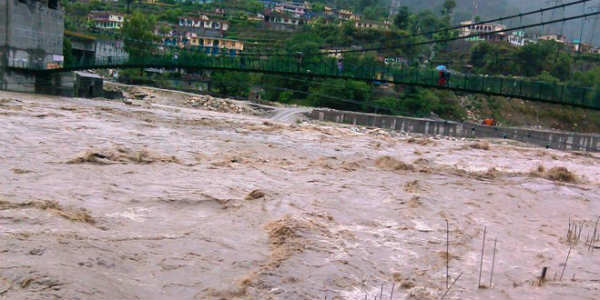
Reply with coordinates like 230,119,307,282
63,37,74,67
210,71,251,97
121,11,158,58
61,0,600,131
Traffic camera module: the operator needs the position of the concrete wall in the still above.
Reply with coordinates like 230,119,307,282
35,71,74,96
2,69,36,92
310,109,600,152
0,0,71,95
74,71,103,98
0,0,8,90
5,0,64,69
0,0,7,48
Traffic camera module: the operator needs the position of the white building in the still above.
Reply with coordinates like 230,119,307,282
89,11,125,30
274,2,306,18
459,20,506,41
178,16,229,31
507,31,535,47
537,34,567,44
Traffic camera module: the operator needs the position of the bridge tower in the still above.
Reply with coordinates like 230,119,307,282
1,0,73,95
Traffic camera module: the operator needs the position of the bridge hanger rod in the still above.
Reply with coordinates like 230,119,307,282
72,0,593,58
404,0,591,39
243,0,595,56
65,8,600,58
302,9,600,57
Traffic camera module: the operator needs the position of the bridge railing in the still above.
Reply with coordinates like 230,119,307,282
10,53,599,110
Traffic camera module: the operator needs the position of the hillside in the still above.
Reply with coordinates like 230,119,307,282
62,0,600,134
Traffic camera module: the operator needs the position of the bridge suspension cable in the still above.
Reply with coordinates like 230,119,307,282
68,0,595,58
246,0,595,55
397,0,591,39
302,9,600,57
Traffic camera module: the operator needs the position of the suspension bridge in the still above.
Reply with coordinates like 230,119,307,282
8,52,600,109
4,0,600,110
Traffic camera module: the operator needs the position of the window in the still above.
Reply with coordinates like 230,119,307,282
48,0,58,9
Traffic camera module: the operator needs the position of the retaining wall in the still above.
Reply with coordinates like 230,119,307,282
310,109,600,152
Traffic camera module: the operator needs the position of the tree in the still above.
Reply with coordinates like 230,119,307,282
278,90,294,103
63,37,74,67
158,23,170,35
125,0,134,13
210,71,251,97
121,11,158,58
442,0,456,16
570,66,600,87
412,10,442,38
535,71,560,84
469,42,517,75
307,79,371,111
311,2,325,12
394,6,410,30
516,40,560,77
470,42,493,69
159,8,184,23
550,53,572,81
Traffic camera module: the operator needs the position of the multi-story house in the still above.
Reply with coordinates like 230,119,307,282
459,20,507,41
537,34,567,43
263,9,305,30
338,9,360,21
88,11,125,30
178,16,230,31
569,40,593,53
508,31,531,47
274,1,306,18
354,20,390,31
161,31,244,56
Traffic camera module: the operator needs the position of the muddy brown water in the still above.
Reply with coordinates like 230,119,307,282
1,88,600,299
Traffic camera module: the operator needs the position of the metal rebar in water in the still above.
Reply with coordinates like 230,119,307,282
478,226,487,288
489,239,497,288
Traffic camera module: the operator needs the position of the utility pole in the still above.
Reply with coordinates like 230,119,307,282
389,0,400,16
577,1,588,53
587,5,600,45
545,0,563,34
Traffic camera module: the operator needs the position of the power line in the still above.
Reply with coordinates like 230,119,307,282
303,10,600,57
408,0,591,39
252,0,594,55
65,0,596,58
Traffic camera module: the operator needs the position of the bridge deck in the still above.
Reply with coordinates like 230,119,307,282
9,55,599,110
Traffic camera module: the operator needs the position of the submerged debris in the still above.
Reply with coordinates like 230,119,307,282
375,156,415,171
0,199,95,224
469,141,491,150
67,147,179,165
529,165,579,183
545,167,578,183
186,95,255,114
245,190,266,200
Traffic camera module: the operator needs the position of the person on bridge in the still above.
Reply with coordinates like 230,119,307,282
436,65,448,86
438,71,447,86
337,58,344,74
444,70,451,86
